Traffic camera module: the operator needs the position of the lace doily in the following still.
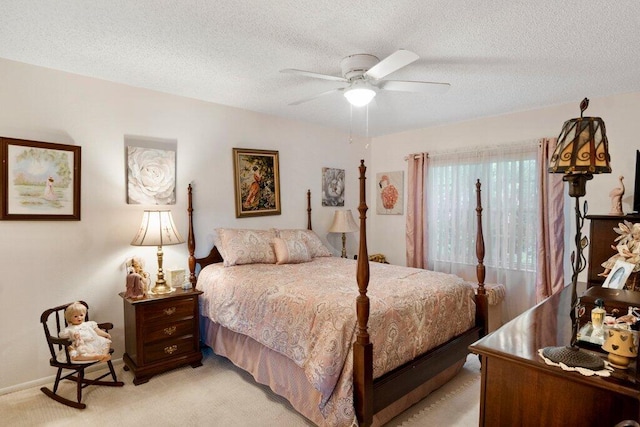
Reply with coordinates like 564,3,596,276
538,348,613,377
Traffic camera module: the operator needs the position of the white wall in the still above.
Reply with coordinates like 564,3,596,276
367,92,640,275
3,54,638,393
0,58,370,392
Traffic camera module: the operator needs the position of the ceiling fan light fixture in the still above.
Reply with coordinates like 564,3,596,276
344,83,376,107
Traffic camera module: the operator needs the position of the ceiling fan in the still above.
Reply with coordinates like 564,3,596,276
281,49,450,107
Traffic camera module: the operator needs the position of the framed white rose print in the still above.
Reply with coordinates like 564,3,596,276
125,136,176,205
0,137,81,220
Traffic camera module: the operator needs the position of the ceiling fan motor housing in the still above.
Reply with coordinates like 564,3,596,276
340,54,379,81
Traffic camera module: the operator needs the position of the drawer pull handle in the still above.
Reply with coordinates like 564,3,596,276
164,345,178,355
163,326,177,336
163,307,176,316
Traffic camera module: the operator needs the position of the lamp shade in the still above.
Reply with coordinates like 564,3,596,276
344,80,376,107
328,210,359,233
548,98,611,175
131,210,184,247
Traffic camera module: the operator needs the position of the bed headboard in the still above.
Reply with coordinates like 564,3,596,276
187,185,313,287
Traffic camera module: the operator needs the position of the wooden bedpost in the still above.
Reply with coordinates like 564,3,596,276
353,160,373,426
307,189,312,230
188,184,196,288
475,179,488,333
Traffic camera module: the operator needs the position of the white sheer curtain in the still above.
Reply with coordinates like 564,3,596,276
426,140,539,322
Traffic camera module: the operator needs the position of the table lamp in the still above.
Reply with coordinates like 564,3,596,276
542,98,612,370
131,210,185,295
602,328,638,369
329,209,359,258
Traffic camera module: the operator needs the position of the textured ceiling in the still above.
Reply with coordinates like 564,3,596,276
1,1,640,137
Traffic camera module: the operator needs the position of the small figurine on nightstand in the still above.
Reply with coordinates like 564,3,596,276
125,256,150,299
59,302,112,363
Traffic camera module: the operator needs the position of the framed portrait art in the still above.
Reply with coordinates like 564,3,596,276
233,148,281,218
0,137,81,220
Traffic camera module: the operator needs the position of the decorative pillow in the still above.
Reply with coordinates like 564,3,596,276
215,228,277,267
273,237,312,265
275,229,332,258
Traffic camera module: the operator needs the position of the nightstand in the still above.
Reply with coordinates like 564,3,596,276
120,288,203,385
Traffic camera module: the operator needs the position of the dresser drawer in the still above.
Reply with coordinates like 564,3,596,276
144,335,196,364
143,319,194,344
141,297,196,323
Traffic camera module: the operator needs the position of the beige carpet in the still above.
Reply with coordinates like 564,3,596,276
1,349,480,426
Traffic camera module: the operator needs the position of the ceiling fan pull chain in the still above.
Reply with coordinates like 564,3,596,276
366,104,370,140
349,104,353,143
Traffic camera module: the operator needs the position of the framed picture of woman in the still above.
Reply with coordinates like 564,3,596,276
232,148,281,218
0,137,81,220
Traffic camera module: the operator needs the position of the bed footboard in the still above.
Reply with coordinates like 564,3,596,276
353,162,488,426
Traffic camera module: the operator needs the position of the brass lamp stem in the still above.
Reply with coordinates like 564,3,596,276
341,232,347,258
156,244,165,286
150,244,174,294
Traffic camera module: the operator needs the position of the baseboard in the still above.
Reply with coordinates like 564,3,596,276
0,358,124,396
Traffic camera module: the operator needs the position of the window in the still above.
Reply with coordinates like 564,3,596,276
426,141,539,321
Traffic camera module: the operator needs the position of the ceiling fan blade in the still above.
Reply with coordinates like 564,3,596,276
364,49,419,80
379,80,451,94
288,88,343,105
280,69,347,82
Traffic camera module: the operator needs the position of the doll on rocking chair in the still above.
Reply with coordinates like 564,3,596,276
58,302,112,363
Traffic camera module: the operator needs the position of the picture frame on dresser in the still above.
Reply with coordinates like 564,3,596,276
0,137,81,220
602,260,635,289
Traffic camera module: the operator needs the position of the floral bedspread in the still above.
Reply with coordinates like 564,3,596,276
197,257,475,424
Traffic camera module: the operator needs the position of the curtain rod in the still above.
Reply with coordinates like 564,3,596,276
404,139,541,161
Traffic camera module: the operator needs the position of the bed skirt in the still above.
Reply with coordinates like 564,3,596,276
201,317,466,426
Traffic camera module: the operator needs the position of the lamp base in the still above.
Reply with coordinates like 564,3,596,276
542,345,604,370
148,283,176,295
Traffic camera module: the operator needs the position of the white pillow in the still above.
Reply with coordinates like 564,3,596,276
275,229,332,258
273,237,312,265
215,228,277,266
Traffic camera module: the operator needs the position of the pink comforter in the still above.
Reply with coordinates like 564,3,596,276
197,257,475,423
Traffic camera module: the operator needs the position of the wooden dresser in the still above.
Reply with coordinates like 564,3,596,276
469,286,640,427
120,288,203,385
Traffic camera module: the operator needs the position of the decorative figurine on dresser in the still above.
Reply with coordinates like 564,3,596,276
120,286,203,384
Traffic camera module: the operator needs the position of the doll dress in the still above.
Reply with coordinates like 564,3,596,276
57,321,111,363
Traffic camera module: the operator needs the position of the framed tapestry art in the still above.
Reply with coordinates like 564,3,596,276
125,136,176,205
376,171,403,215
0,137,81,220
233,148,281,218
322,167,345,207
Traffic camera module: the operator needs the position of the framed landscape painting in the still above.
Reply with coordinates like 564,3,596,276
0,137,81,220
233,148,281,218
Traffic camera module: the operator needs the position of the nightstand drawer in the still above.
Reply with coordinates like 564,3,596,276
141,297,196,323
143,319,194,344
144,335,196,364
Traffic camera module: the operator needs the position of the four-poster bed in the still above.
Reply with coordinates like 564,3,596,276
187,160,488,426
